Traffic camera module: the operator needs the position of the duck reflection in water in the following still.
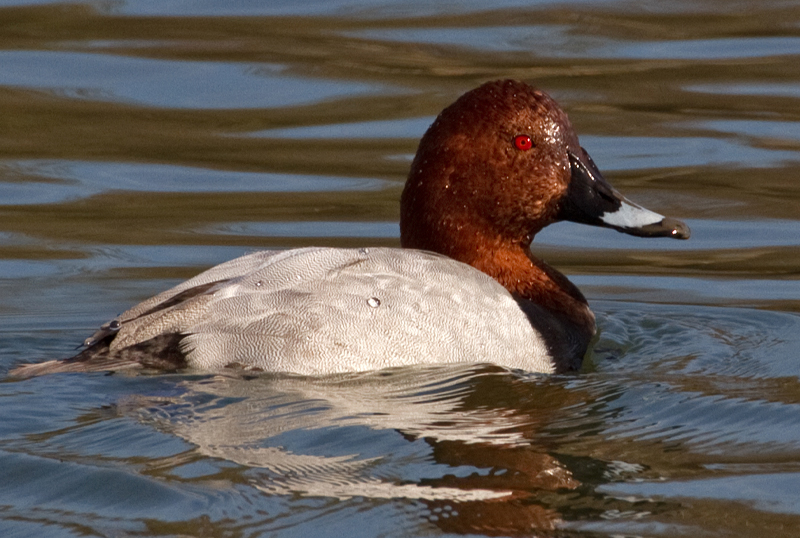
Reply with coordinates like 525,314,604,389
120,365,585,536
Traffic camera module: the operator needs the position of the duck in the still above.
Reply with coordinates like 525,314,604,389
10,79,689,378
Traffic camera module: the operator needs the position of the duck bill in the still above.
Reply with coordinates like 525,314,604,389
558,149,690,239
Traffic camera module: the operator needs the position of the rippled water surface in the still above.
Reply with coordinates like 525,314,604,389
2,1,800,536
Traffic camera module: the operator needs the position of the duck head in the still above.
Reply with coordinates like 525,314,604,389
400,79,689,258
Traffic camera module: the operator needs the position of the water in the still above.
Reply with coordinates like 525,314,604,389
1,0,800,536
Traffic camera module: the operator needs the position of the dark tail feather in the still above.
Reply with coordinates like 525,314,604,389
9,357,141,378
9,333,188,378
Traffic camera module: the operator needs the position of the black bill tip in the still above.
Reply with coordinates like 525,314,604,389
623,215,691,239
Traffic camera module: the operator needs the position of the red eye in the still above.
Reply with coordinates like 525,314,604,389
514,134,533,151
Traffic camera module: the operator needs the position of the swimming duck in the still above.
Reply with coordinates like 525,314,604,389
11,79,689,378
